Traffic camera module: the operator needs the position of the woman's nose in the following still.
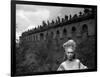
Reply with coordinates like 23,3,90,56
69,53,73,56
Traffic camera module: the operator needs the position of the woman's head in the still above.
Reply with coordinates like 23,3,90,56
63,39,76,61
63,39,76,50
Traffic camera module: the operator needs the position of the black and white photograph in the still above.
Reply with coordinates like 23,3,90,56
11,0,97,76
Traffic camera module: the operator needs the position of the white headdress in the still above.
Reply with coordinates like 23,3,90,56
63,39,76,50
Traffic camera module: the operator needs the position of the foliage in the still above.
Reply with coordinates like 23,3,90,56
16,36,96,75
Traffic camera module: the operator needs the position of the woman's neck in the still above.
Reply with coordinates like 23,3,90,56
67,59,76,62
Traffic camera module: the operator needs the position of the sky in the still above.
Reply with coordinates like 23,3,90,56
16,4,84,40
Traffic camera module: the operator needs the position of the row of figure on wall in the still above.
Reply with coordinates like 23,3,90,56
22,8,93,36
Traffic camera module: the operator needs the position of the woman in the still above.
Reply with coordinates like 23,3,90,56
57,39,87,71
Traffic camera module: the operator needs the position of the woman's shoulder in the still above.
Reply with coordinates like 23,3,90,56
75,59,80,63
60,61,66,66
60,59,80,65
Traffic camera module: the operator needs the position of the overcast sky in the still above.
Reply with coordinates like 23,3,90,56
16,4,84,40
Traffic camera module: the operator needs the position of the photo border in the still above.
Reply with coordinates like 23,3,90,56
11,0,97,76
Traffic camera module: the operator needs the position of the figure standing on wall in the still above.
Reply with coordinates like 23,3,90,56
57,39,88,71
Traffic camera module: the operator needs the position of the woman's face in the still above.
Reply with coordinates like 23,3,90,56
65,47,75,61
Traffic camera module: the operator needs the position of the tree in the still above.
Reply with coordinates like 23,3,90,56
69,14,72,20
47,20,50,26
62,18,64,22
73,14,78,19
42,21,47,26
84,8,90,14
52,20,55,24
65,15,68,21
79,11,82,16
57,16,60,23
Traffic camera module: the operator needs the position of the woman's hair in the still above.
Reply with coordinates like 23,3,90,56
63,40,76,49
63,40,77,53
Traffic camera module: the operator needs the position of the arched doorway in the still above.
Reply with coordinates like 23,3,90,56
71,26,76,37
56,30,60,38
63,28,67,37
40,33,44,40
81,24,88,37
50,31,54,39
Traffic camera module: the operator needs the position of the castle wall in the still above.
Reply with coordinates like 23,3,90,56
21,17,96,45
